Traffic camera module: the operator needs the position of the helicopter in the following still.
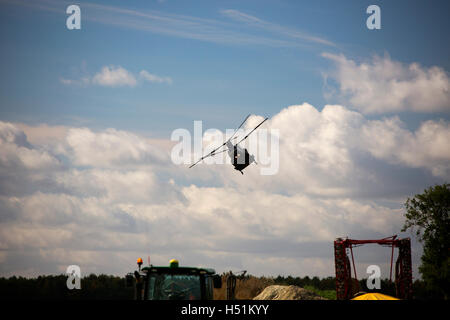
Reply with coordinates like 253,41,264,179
189,115,268,174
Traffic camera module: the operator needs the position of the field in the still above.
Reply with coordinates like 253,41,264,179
213,274,339,300
213,276,275,300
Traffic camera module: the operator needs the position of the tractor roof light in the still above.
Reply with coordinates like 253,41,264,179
137,257,143,271
169,259,179,268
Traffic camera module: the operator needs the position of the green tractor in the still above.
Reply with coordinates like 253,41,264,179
126,258,222,300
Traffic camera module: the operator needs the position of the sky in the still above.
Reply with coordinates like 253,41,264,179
0,0,449,282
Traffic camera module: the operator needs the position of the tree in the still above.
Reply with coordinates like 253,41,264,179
401,184,450,299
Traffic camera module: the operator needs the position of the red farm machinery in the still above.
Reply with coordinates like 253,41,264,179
334,235,413,300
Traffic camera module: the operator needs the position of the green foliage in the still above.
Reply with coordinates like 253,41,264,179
273,275,337,299
402,183,450,299
303,285,337,300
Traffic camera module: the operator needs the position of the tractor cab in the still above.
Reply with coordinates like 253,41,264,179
126,259,222,300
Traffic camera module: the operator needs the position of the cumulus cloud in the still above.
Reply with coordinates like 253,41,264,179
217,104,449,200
0,181,403,277
91,65,137,87
1,103,445,278
322,53,450,114
0,122,61,197
361,118,450,177
61,66,172,87
64,127,169,167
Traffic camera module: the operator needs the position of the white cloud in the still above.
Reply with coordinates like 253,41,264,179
1,103,445,278
322,53,450,114
361,118,450,177
9,0,334,49
139,70,173,84
61,66,172,88
218,104,449,201
0,121,60,172
16,123,68,147
60,77,90,86
64,127,169,167
91,65,137,87
221,9,335,47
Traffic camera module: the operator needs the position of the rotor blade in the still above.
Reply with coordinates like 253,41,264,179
188,155,207,168
189,152,216,168
226,114,251,144
189,147,229,168
211,148,228,156
236,117,268,145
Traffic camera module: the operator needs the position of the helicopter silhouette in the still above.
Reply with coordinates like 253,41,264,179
189,115,268,174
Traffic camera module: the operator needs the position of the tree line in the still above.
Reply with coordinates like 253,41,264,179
0,274,133,300
0,273,443,300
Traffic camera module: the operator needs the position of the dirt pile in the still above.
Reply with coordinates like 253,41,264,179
253,285,327,300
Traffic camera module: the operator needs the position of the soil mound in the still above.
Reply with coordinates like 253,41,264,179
253,285,327,300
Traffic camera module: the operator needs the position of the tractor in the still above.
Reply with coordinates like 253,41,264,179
126,258,222,300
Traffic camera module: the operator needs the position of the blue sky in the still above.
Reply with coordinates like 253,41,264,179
0,1,449,279
1,0,449,135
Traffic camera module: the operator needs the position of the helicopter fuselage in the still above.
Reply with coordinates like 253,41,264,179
226,141,255,174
